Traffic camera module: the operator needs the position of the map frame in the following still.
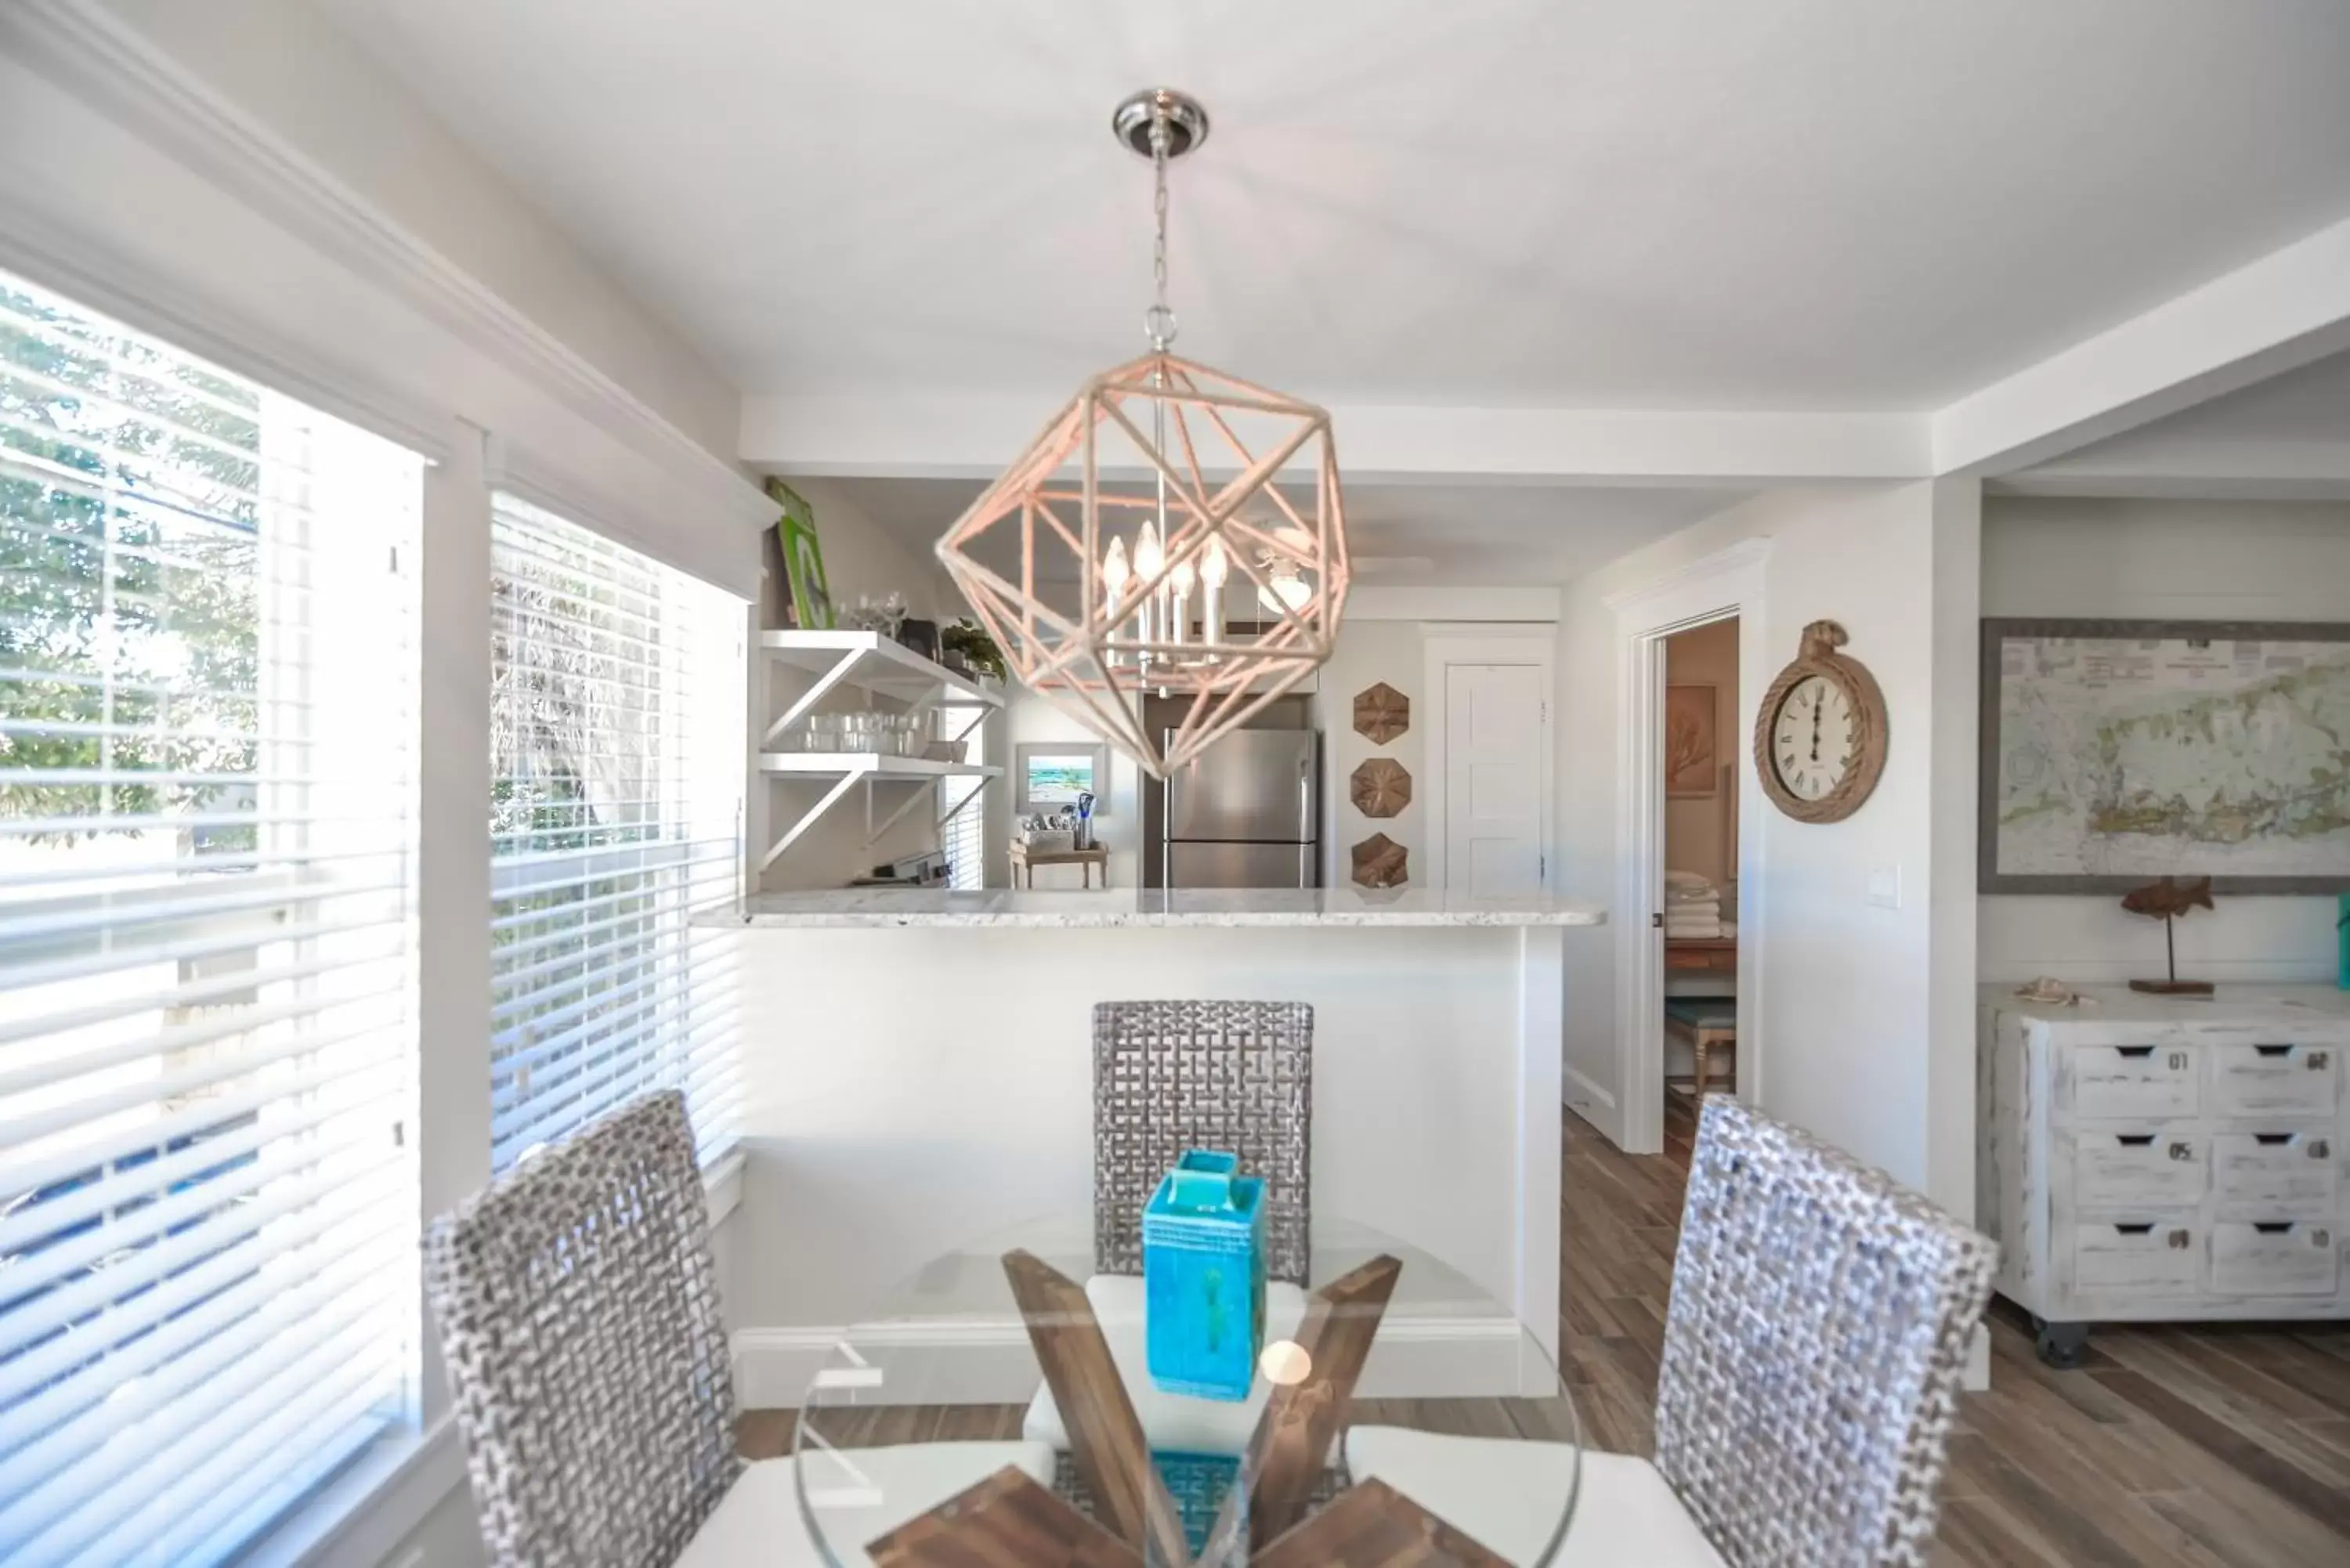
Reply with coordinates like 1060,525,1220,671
1978,616,2350,894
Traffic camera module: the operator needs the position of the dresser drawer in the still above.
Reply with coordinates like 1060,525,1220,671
2073,1126,2205,1209
2073,1219,2200,1292
2210,1042,2339,1117
2072,1045,2199,1118
2209,1219,2339,1296
2211,1130,2337,1218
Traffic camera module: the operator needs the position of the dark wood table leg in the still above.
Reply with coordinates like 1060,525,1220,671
1001,1250,1192,1566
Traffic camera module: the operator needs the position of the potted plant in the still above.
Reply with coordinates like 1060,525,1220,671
941,618,1007,684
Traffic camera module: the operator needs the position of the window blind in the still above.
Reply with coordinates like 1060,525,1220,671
939,705,989,891
490,493,743,1172
0,273,423,1565
942,775,986,891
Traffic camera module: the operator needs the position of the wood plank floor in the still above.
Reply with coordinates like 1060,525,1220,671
746,1102,2350,1564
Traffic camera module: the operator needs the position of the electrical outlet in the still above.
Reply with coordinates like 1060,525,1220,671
1867,865,1901,909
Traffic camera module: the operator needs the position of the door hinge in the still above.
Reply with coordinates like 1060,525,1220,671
1651,911,1664,928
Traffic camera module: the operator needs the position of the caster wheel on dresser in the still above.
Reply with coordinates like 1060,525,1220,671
2032,1317,2092,1370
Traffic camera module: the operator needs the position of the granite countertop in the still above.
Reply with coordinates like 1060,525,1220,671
703,887,1610,929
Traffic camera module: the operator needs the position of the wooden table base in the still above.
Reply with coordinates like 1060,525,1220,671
865,1248,1520,1567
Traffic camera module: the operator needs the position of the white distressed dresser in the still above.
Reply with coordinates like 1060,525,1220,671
1979,984,2349,1367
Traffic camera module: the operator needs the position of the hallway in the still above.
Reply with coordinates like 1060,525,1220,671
1566,1106,2350,1566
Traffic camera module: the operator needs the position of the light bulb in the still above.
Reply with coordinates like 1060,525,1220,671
1169,557,1196,598
1133,518,1164,583
1101,535,1130,602
1200,536,1228,588
1257,564,1311,615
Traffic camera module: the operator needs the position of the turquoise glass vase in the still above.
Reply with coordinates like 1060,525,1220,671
1142,1150,1266,1401
2337,895,2348,990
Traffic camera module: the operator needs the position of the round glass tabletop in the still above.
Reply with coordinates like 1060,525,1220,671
791,1212,1582,1567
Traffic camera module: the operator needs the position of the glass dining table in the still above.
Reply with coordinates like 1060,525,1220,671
790,1210,1584,1567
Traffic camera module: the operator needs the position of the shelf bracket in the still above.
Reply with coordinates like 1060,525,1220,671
762,648,861,748
862,774,951,850
936,782,987,833
758,770,864,872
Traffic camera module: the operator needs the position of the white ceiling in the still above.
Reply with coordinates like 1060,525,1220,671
833,476,1739,587
318,0,2350,413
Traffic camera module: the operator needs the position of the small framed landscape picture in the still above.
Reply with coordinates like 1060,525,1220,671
768,477,833,631
1015,742,1110,815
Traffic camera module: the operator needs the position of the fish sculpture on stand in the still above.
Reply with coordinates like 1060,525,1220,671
2120,876,2215,920
2122,876,2217,995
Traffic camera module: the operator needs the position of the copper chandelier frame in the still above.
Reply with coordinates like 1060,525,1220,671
935,89,1350,779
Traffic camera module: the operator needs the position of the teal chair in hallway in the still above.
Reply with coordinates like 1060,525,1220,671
1344,1096,1998,1566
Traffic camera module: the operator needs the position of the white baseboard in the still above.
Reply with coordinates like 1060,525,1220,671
1564,1065,1623,1148
1564,1065,1617,1113
732,1313,1544,1411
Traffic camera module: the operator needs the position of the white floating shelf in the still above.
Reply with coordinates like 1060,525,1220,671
757,753,1002,779
757,630,1006,709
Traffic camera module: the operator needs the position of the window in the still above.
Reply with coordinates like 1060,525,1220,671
0,274,422,1563
939,703,989,891
489,494,743,1171
942,775,985,891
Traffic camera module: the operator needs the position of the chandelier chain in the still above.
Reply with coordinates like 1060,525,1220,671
1147,105,1176,349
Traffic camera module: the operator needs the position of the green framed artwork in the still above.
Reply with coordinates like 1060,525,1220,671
768,477,833,630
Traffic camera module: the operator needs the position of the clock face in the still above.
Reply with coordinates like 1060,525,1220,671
1769,674,1856,802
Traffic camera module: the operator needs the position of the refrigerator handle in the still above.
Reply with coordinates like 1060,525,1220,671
1299,753,1312,839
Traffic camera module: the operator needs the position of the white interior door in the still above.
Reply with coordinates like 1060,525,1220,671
1444,663,1547,896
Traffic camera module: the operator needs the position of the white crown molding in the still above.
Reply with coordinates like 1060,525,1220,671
0,0,774,535
0,185,456,465
1603,535,1775,622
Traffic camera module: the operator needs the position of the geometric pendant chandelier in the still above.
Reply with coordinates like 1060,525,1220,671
936,89,1350,779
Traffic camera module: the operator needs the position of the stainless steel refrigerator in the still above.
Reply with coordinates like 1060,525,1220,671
1159,729,1321,888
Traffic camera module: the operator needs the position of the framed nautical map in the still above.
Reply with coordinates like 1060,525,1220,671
1979,619,2350,894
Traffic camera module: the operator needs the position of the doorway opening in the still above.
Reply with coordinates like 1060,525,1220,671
1606,538,1768,1154
1660,619,1740,1113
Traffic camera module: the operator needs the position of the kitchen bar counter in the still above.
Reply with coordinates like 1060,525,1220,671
716,885,1604,1401
709,886,1607,929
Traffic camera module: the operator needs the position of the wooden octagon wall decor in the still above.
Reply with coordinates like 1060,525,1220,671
1349,758,1411,818
1352,682,1409,745
1351,833,1408,888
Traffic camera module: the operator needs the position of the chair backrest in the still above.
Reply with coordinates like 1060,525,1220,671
1654,1097,1996,1568
1093,999,1313,1284
424,1091,739,1568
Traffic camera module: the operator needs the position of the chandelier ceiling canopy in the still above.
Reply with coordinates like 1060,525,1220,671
936,89,1350,780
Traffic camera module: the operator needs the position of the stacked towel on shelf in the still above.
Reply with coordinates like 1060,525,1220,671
1664,871,1723,938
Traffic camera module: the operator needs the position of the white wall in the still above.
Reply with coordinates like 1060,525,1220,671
91,0,741,466
371,1483,488,1568
1977,496,2350,984
0,21,765,597
1557,482,1981,1216
1311,620,1430,891
1663,619,1740,890
730,923,1544,1342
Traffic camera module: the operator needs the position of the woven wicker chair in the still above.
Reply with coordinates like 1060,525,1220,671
425,1090,1052,1568
1025,999,1316,1463
1091,999,1314,1285
1343,1095,1998,1566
